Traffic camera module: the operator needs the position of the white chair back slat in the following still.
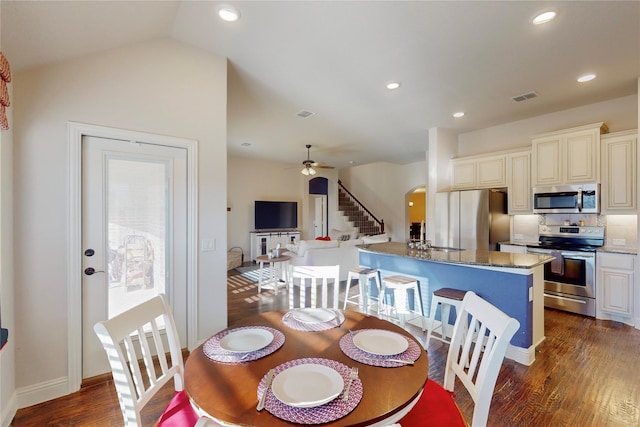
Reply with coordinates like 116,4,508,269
443,291,520,427
149,320,169,383
137,324,159,387
123,333,145,400
289,265,341,309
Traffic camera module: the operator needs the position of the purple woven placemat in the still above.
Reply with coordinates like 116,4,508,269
282,308,345,331
203,326,284,364
257,358,363,424
339,329,421,367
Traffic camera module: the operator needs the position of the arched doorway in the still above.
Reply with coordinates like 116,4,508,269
405,186,426,241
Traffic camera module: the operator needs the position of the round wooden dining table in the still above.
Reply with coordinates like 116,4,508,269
184,310,429,426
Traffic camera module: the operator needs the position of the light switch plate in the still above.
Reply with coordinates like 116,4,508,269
612,239,626,246
201,239,216,251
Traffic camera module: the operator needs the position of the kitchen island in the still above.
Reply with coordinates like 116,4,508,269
358,242,554,365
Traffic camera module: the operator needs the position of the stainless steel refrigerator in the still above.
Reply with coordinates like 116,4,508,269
434,189,509,251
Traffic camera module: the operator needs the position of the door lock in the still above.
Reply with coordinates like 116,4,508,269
84,267,105,276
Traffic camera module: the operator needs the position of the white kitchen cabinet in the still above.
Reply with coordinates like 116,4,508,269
250,231,300,262
477,155,506,187
531,134,562,186
451,159,477,189
500,243,527,254
601,130,637,213
451,154,506,189
531,122,606,186
507,150,532,213
596,252,636,322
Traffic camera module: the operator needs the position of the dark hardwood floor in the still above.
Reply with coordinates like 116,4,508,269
11,265,640,426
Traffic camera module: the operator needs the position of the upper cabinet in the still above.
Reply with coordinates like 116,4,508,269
507,150,532,213
531,122,607,186
601,130,637,213
451,154,506,190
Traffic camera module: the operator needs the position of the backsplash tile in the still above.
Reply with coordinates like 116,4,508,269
511,215,539,243
512,213,638,250
604,215,638,249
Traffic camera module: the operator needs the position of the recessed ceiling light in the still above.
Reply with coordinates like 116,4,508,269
453,112,465,118
386,81,401,90
577,73,596,83
218,6,240,22
532,11,556,25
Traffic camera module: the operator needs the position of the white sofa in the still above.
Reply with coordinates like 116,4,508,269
284,232,390,281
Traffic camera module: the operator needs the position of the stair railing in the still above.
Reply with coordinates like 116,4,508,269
338,180,384,233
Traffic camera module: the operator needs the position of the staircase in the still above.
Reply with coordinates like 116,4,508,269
338,181,384,236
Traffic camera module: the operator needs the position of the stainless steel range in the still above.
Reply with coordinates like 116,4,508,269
526,225,604,317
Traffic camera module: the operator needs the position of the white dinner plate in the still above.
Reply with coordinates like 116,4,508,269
218,329,274,353
292,308,336,324
352,329,409,356
272,364,344,408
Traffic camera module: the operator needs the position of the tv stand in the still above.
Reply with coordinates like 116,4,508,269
250,230,300,262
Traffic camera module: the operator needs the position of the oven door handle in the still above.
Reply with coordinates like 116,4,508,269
544,293,587,304
526,249,550,255
560,254,594,260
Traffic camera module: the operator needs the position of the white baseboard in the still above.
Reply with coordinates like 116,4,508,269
407,315,537,366
505,344,536,366
16,376,69,409
1,392,17,427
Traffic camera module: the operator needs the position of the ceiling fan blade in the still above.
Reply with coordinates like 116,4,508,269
311,162,335,169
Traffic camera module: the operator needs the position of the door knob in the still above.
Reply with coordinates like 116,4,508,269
84,267,105,276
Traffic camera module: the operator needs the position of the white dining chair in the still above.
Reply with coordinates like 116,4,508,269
93,294,220,427
399,291,520,427
288,265,341,309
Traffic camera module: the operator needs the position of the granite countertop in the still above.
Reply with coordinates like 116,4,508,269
358,242,554,269
500,240,539,247
598,246,638,255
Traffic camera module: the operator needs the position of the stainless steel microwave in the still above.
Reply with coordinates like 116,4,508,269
533,184,600,214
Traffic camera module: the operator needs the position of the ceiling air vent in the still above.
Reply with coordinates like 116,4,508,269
511,91,538,102
296,110,315,118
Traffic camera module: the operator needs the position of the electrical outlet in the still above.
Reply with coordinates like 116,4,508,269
514,233,524,240
612,239,626,246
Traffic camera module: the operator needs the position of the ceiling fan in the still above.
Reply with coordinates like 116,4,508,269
301,144,334,175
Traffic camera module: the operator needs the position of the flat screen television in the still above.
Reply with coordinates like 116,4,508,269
254,201,298,230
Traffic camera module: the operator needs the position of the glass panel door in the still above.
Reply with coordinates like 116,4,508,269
107,157,168,319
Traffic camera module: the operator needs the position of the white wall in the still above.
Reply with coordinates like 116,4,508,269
12,39,227,406
426,127,458,242
458,94,638,156
0,4,18,423
229,156,428,252
227,156,305,255
227,155,345,256
338,161,427,242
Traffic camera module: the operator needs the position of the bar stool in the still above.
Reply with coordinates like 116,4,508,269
380,275,426,330
425,288,467,348
343,267,382,314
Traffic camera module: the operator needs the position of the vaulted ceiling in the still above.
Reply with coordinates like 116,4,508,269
3,1,639,168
